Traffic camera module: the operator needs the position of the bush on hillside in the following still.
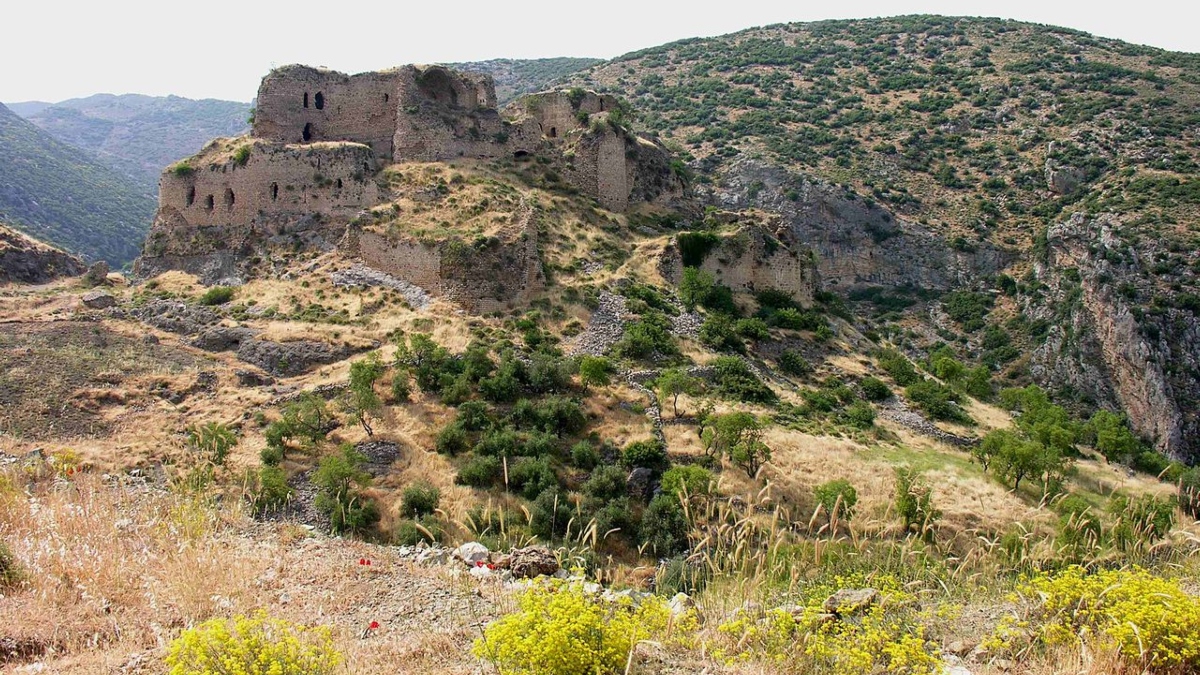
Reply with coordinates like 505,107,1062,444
166,611,341,675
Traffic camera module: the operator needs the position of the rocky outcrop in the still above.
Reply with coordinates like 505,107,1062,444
706,158,1012,291
0,223,84,284
1031,212,1200,463
236,338,357,377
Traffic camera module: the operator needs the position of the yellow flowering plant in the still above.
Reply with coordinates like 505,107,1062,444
473,580,688,675
996,566,1200,671
165,611,342,675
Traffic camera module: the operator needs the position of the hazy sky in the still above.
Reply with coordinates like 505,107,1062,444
4,0,1198,103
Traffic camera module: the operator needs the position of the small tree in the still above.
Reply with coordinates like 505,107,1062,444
313,444,380,535
657,368,702,417
345,354,384,436
679,267,715,311
895,468,940,541
401,481,441,518
578,355,613,391
186,422,237,466
640,494,689,556
813,479,858,524
730,439,771,478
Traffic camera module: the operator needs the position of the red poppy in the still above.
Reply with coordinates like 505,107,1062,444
369,620,380,630
366,559,371,566
358,558,366,565
486,563,496,570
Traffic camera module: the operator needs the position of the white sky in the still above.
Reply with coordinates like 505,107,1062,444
4,0,1198,103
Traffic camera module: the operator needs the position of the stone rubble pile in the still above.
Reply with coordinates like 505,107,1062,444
567,292,627,356
330,262,432,310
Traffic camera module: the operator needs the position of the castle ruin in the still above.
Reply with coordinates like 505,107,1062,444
136,64,684,288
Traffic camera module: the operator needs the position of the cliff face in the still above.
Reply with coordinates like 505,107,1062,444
0,223,85,283
707,159,1011,291
1031,213,1200,463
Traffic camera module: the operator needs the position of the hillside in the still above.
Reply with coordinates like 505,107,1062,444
0,102,154,265
0,222,84,283
12,94,251,190
565,15,1200,462
449,57,604,103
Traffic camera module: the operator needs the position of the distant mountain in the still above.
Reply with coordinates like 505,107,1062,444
0,102,155,265
448,57,603,104
11,94,251,190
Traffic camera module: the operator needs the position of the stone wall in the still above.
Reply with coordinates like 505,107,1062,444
157,140,379,229
254,65,401,159
659,222,817,307
351,210,545,313
519,91,617,139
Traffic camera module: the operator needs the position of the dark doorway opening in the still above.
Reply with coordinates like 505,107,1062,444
314,92,324,110
204,194,214,210
303,92,309,108
224,188,235,208
302,123,313,142
336,178,343,189
549,127,557,138
270,183,279,201
186,186,196,207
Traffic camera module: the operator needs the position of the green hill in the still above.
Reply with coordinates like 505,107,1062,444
449,57,604,104
15,94,250,190
566,15,1200,462
0,102,155,265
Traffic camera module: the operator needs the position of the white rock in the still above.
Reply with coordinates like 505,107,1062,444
453,542,489,565
469,565,494,579
667,592,694,615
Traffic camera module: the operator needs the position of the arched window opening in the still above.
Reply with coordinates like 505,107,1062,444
314,92,325,110
336,178,343,189
549,127,557,138
303,92,309,108
224,188,235,208
186,186,196,207
204,194,214,211
513,150,531,159
302,123,313,142
270,183,279,201
384,93,390,103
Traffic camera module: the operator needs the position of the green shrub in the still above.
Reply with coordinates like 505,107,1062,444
509,457,559,500
640,494,689,556
677,231,721,267
1055,494,1103,557
905,379,971,424
895,468,940,540
456,455,503,488
248,465,292,513
529,489,574,539
186,422,237,466
876,349,920,386
312,445,380,535
778,349,811,377
401,481,441,518
233,145,252,167
813,479,858,521
435,422,470,456
582,465,630,503
198,286,235,306
1180,467,1200,519
841,400,876,429
661,465,715,498
735,317,771,340
711,356,777,404
578,355,613,390
1110,494,1175,552
570,440,600,469
166,611,341,675
0,539,24,588
621,440,669,473
170,162,196,177
699,313,744,352
395,516,444,546
860,376,892,401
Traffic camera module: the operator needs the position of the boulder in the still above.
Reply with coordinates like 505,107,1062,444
822,588,880,617
508,546,559,579
452,542,489,565
235,369,275,387
191,326,257,352
627,467,655,501
83,260,110,286
81,290,116,309
667,593,694,616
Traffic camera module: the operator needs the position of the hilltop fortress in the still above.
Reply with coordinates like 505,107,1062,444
135,64,686,298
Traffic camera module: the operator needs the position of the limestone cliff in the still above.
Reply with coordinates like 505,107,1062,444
1030,213,1200,463
707,158,1011,291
